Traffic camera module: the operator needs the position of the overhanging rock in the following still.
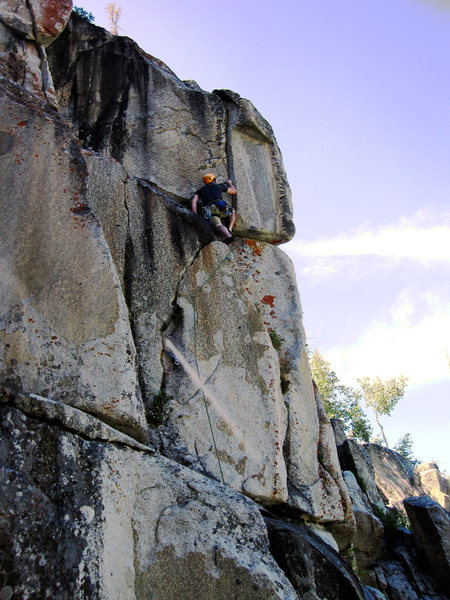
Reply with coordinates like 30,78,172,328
47,14,294,243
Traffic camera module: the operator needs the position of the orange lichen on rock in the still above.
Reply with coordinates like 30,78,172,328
245,239,262,256
261,295,275,308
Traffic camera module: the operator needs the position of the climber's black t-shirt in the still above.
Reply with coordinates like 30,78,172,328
195,182,229,205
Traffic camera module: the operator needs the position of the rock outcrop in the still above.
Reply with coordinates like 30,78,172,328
1,396,297,600
1,4,449,599
414,462,450,511
366,444,423,509
0,0,71,105
47,13,294,244
44,12,349,520
331,421,450,599
404,496,450,594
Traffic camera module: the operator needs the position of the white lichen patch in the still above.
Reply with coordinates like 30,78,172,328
80,505,95,523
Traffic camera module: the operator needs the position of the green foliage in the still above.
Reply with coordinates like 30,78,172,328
148,390,172,426
279,354,291,395
269,330,285,351
73,6,95,22
268,330,291,393
373,506,410,536
280,371,290,394
310,350,372,442
310,349,339,404
358,375,408,417
344,387,373,442
358,375,408,447
394,433,419,465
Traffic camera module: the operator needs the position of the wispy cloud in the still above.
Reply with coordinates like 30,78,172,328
323,291,450,388
287,211,450,263
284,210,450,282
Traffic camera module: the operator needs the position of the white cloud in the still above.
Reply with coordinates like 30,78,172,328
323,292,450,388
286,210,450,264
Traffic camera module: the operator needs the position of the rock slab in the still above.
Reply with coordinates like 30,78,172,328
403,495,450,594
1,401,298,600
0,80,146,441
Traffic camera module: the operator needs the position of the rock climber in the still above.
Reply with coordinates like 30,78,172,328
191,174,237,244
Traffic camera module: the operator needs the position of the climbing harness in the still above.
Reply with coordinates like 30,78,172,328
201,201,235,224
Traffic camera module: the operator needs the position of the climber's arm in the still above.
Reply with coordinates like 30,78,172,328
226,180,236,195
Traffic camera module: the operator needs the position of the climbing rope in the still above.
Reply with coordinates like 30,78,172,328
190,252,233,485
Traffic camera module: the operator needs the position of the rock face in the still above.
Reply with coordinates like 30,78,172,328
45,14,347,521
403,495,450,594
0,397,297,600
160,240,289,503
338,439,386,510
0,0,71,105
366,444,423,509
414,462,450,511
0,79,147,441
1,5,448,600
265,514,368,600
47,14,295,243
0,0,72,46
342,471,384,570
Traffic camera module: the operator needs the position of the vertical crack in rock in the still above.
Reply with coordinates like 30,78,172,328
159,240,214,394
123,178,217,433
214,89,239,183
24,0,51,100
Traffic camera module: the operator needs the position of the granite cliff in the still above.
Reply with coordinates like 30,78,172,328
0,3,448,599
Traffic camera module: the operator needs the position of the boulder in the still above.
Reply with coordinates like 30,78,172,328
366,444,423,509
338,440,385,510
1,401,298,600
403,495,450,593
331,418,347,447
0,0,72,47
343,471,384,570
265,514,367,600
0,0,71,105
0,80,147,441
414,462,450,511
47,14,294,243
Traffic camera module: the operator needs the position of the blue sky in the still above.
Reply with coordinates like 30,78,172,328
72,0,449,468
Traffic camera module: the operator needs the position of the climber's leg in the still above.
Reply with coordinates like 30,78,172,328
228,210,236,233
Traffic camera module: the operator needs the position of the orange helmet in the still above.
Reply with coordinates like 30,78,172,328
203,173,216,184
